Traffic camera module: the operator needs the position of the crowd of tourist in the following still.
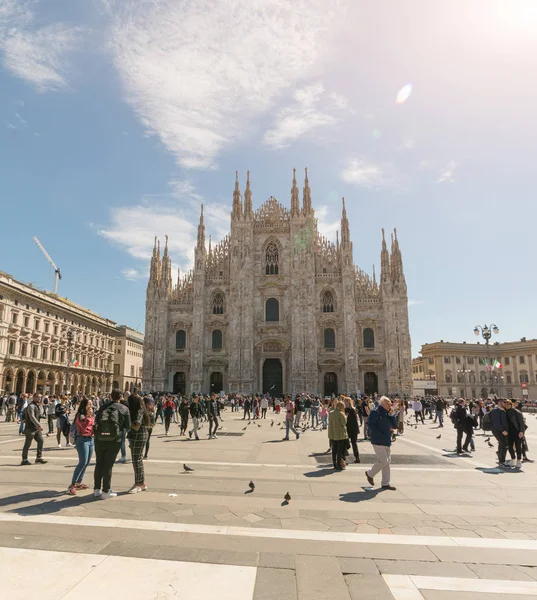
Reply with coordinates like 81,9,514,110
0,390,533,498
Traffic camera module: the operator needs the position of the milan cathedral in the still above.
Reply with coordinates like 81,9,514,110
142,169,412,397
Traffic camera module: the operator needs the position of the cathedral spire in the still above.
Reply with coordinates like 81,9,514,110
149,236,160,283
160,234,172,291
373,264,378,290
340,197,350,249
232,171,243,219
290,168,300,216
176,267,181,290
390,227,405,286
244,170,253,217
197,204,206,250
380,228,391,286
302,167,312,214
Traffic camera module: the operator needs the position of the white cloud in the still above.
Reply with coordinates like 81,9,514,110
408,299,424,307
263,83,349,149
316,204,340,241
0,1,80,92
398,138,415,150
340,158,394,189
420,159,457,183
104,0,342,168
437,160,456,183
99,180,231,276
121,268,145,282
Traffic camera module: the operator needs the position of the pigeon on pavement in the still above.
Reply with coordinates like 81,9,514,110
249,481,255,491
183,464,194,473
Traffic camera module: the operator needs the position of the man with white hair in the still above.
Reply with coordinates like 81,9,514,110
365,396,399,491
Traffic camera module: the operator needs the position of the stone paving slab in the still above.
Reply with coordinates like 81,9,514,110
253,567,297,600
345,573,395,600
296,555,351,600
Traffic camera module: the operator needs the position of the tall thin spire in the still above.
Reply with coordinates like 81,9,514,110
196,204,205,249
161,234,171,291
244,170,253,217
149,236,160,282
390,227,405,284
340,197,350,248
373,264,378,290
232,170,242,219
380,228,391,286
302,167,312,214
291,168,299,216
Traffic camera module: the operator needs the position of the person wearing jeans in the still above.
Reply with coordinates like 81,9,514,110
188,397,201,440
68,398,95,495
21,394,47,466
283,396,300,441
93,389,131,499
310,397,320,428
365,397,398,490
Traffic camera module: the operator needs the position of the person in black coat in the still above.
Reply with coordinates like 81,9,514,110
344,397,360,463
505,399,525,468
452,399,473,454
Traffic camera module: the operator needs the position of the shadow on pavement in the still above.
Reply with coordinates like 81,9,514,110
339,488,382,503
303,468,335,478
0,489,63,508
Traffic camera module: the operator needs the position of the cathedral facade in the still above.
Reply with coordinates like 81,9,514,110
142,170,412,397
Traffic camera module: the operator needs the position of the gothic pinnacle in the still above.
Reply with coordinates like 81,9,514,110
302,167,312,214
244,169,253,216
291,167,299,216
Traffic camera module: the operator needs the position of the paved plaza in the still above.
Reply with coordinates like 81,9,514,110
2,411,537,599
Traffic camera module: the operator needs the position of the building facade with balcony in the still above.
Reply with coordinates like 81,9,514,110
418,339,537,400
0,271,117,396
142,170,412,396
113,325,144,393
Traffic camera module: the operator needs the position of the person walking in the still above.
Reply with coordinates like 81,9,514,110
328,400,348,470
208,393,221,439
362,399,371,439
365,397,398,490
452,398,473,454
505,399,525,469
163,395,175,436
283,395,300,441
68,398,95,495
310,396,320,428
55,399,71,448
127,394,150,493
435,397,446,427
20,393,48,466
143,396,156,460
188,396,201,440
93,389,131,499
412,398,425,424
490,399,511,468
243,397,251,420
179,398,190,435
260,396,268,419
344,396,360,463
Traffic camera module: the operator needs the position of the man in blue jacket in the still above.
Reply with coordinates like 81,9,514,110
365,396,399,490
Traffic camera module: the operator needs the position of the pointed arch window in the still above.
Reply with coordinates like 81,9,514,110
212,292,225,315
324,328,336,350
265,298,279,322
265,242,279,275
212,330,223,350
363,328,375,349
322,290,334,313
176,330,186,350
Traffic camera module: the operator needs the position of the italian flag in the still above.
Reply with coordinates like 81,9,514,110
67,358,79,367
493,359,502,370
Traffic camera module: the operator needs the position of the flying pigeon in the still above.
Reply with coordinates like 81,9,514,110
242,426,247,431
183,464,194,473
257,423,261,428
436,434,442,439
249,481,255,491
284,492,291,503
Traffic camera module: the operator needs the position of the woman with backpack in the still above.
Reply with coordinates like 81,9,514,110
127,394,150,493
68,398,95,495
55,398,72,448
143,396,156,459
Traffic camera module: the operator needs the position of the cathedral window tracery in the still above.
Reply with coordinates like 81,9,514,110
322,290,335,312
265,242,279,275
212,292,225,315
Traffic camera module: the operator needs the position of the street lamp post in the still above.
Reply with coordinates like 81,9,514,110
64,327,74,395
474,323,499,398
457,363,471,399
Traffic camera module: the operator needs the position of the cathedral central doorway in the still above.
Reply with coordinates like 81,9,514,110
364,372,378,395
173,372,186,395
263,358,283,397
210,372,223,394
324,372,338,396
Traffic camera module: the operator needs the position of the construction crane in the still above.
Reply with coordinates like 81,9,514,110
32,236,62,294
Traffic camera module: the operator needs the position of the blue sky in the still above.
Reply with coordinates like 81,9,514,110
1,0,536,355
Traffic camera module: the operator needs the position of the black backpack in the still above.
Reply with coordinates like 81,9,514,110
96,405,122,442
482,411,493,432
